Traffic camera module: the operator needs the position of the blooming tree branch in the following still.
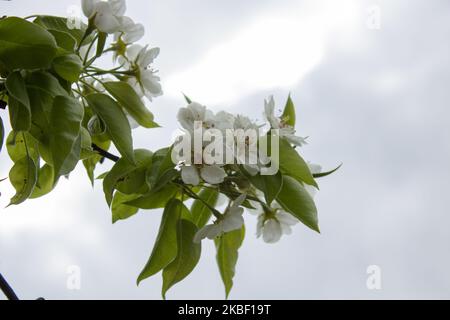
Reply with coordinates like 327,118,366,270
0,0,340,299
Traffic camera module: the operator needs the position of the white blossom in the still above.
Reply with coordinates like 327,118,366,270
264,95,307,147
194,194,246,243
115,16,145,43
256,208,298,244
82,0,126,34
177,102,215,133
122,44,162,100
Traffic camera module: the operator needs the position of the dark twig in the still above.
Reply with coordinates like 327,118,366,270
0,273,19,300
92,143,120,162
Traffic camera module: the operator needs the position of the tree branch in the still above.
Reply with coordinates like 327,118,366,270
92,143,119,162
0,273,19,300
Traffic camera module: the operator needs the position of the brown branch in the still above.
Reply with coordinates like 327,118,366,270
92,143,119,162
0,273,19,300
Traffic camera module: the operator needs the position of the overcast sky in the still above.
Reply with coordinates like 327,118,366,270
1,0,450,300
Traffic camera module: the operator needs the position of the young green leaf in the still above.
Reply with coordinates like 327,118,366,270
183,93,192,104
278,138,317,188
6,71,31,131
52,54,83,83
145,147,176,190
111,192,140,223
162,219,201,299
103,81,159,128
33,16,87,45
276,175,319,233
191,188,219,228
103,149,153,206
0,17,57,70
247,171,283,205
30,164,56,199
215,226,245,299
50,96,84,180
281,94,296,127
137,199,187,284
86,93,135,163
6,131,39,163
313,164,342,179
126,184,178,210
8,156,37,206
48,30,77,52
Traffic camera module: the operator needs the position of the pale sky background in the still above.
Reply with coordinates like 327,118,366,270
1,0,450,300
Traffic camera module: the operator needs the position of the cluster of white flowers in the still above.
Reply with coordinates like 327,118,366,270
175,97,308,187
174,98,319,244
81,0,162,101
176,102,236,186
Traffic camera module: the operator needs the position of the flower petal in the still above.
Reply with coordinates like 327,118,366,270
82,0,98,18
194,224,219,243
276,211,298,226
109,0,127,16
200,166,227,185
262,219,282,244
95,3,122,33
221,214,244,233
140,47,160,67
181,166,200,186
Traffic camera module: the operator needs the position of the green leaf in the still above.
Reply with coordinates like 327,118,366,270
83,139,110,185
30,164,56,199
80,127,95,159
33,16,87,45
191,188,219,228
138,199,186,284
126,184,178,210
281,94,296,127
6,71,31,131
146,147,175,190
278,138,317,188
313,164,342,179
27,71,68,97
6,131,39,163
86,93,134,163
26,87,52,141
0,17,57,70
276,175,319,233
52,54,82,82
111,192,140,223
103,81,159,128
215,226,245,298
247,171,283,205
162,219,201,299
0,117,4,153
50,96,84,180
183,93,192,104
8,156,37,206
103,149,153,207
96,32,107,57
48,29,76,52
